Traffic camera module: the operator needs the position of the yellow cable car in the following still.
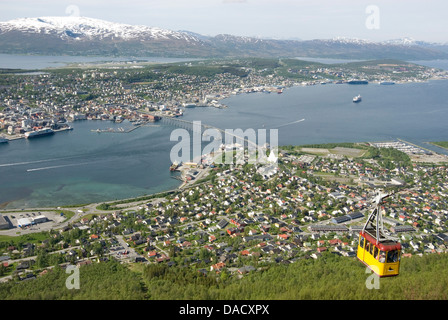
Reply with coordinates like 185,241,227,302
357,192,401,277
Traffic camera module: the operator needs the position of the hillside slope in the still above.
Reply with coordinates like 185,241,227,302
1,253,447,300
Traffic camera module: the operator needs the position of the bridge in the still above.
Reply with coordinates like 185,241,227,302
160,116,216,133
159,115,260,149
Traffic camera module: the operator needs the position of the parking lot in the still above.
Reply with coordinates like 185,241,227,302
0,210,67,236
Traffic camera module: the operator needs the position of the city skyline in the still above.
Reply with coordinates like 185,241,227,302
1,0,447,43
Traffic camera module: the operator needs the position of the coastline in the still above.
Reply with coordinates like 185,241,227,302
1,126,73,142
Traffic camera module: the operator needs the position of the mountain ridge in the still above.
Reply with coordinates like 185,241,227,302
1,16,447,60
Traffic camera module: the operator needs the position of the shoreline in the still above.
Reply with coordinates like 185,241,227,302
1,138,447,213
1,126,73,142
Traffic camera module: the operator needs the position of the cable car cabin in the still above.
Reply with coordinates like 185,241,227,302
357,230,401,277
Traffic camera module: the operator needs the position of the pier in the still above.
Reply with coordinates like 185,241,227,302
91,122,159,134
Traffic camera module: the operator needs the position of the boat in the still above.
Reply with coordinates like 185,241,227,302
183,103,196,108
24,128,54,139
380,81,395,85
170,161,179,171
353,95,362,103
348,80,368,85
0,138,8,144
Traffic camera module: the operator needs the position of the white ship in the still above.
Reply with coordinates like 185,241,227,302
24,128,54,139
380,81,395,85
353,95,362,103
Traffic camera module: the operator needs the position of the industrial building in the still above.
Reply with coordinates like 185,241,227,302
17,218,33,228
16,214,48,228
32,215,48,224
331,211,364,224
0,215,10,230
308,225,348,233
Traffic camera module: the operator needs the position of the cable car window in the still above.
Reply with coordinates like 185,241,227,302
387,250,399,263
373,247,379,260
369,244,374,256
365,242,370,253
359,236,364,248
378,251,386,263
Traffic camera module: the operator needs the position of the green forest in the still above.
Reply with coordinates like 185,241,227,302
1,252,447,300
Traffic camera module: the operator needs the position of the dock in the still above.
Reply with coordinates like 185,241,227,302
1,126,73,141
91,122,159,134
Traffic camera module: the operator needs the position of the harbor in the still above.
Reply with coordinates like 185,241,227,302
91,122,159,134
0,126,73,142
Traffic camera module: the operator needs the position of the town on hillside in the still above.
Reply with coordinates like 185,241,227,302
1,141,448,282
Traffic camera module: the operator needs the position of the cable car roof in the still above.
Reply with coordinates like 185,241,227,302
360,231,401,251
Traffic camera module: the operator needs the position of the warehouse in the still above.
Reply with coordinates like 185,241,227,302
390,225,415,233
347,212,364,221
331,216,350,224
16,214,48,228
17,218,33,228
0,215,10,230
308,225,348,233
331,212,364,224
32,215,48,224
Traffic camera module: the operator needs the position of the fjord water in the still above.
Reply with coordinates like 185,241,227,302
0,121,183,208
185,79,448,148
1,72,448,209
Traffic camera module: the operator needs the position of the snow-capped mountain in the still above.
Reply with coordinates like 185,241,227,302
0,16,447,60
382,37,418,46
0,16,201,42
327,37,374,45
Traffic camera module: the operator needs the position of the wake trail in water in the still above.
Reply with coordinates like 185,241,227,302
26,162,93,172
0,157,76,168
0,154,98,168
272,119,305,129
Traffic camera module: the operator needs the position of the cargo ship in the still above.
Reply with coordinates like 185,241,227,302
25,128,54,139
348,80,368,85
353,95,362,103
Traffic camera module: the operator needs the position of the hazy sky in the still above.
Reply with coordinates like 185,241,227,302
1,0,447,42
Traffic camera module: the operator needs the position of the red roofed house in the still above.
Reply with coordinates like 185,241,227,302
278,234,290,240
211,262,226,272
